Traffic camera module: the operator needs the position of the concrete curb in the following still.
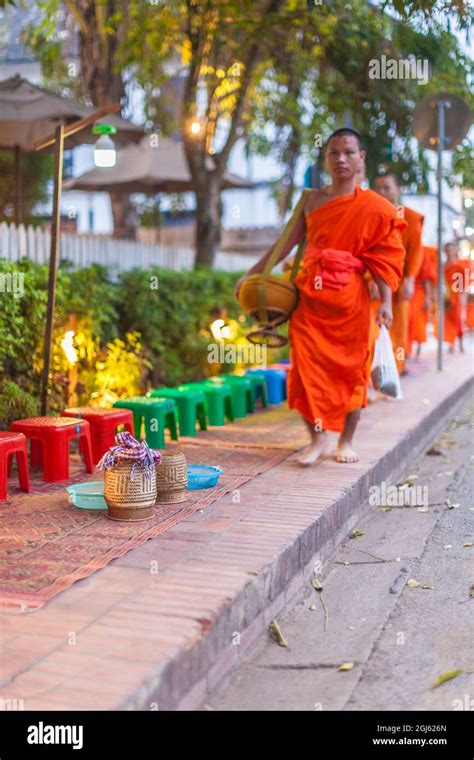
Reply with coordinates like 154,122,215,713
119,372,473,711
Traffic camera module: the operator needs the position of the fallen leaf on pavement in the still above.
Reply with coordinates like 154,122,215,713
338,662,354,672
444,545,452,549
269,620,288,648
311,577,323,591
445,499,460,509
463,543,473,548
432,670,463,689
351,529,364,539
427,447,443,456
382,507,392,512
309,604,317,611
407,579,433,590
417,506,429,512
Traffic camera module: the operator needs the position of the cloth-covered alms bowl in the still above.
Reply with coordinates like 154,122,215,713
236,190,311,347
239,273,298,328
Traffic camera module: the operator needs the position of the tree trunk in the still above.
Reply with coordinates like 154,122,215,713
75,0,138,240
194,177,222,267
109,190,138,240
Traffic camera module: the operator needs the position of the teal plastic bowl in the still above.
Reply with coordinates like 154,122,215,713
66,481,107,510
187,465,223,490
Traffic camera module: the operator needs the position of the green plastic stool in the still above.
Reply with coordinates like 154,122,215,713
186,382,235,426
148,386,208,437
113,396,178,449
243,371,268,407
206,375,255,418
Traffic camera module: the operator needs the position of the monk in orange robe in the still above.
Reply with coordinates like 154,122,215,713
466,297,474,331
441,241,470,353
407,245,437,357
373,173,424,374
236,129,406,464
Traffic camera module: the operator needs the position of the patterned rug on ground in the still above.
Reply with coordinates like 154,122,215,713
0,431,292,612
180,404,309,450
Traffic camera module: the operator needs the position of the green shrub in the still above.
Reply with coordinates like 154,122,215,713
0,259,289,418
118,267,249,387
0,380,39,429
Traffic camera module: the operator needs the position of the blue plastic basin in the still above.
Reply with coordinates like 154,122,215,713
187,465,223,490
66,481,107,510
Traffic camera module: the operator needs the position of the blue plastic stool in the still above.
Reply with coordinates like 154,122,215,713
247,368,286,404
244,370,268,407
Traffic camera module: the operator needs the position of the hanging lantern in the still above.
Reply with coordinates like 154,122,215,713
92,124,117,167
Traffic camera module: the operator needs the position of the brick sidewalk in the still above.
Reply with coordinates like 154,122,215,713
0,353,472,710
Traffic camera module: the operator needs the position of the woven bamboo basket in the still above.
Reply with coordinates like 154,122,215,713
104,461,157,521
156,450,188,504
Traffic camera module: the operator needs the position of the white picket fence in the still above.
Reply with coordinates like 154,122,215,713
0,223,261,273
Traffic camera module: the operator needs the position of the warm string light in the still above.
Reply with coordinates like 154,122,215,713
61,331,78,366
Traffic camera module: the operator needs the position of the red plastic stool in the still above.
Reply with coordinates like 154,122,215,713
9,417,93,483
0,431,30,502
63,407,134,464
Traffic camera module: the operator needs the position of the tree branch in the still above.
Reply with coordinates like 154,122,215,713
64,0,91,37
214,0,287,173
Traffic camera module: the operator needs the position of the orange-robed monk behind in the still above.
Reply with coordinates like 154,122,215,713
440,241,471,353
373,172,424,374
407,245,437,358
236,129,407,465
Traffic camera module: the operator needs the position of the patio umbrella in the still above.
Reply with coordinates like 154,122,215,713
0,74,144,222
0,74,145,415
63,134,254,193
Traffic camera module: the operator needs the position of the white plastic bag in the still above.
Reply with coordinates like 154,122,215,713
370,324,402,399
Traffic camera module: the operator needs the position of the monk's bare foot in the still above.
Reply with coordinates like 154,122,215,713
336,442,359,463
297,435,329,466
448,345,454,354
367,385,378,404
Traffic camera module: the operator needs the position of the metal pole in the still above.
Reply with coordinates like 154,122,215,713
436,102,446,372
13,145,22,225
40,123,65,415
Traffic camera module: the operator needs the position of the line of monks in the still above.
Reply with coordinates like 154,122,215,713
371,173,472,366
236,127,473,466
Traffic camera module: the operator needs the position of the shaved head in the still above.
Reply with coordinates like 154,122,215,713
323,129,366,184
374,172,401,205
376,171,402,188
325,128,364,153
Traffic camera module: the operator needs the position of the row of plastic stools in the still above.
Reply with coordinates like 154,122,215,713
0,408,134,500
1,369,289,499
112,371,280,444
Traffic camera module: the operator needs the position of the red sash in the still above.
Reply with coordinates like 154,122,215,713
304,245,366,290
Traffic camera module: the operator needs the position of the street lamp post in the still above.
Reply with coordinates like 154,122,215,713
36,103,120,415
436,100,450,372
412,92,472,372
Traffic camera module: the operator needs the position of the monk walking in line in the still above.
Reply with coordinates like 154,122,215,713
407,245,437,358
373,172,424,374
236,129,407,464
441,241,469,353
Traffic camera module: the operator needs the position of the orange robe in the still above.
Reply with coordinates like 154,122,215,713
287,187,406,432
467,299,474,330
390,206,424,372
407,245,437,355
443,259,471,345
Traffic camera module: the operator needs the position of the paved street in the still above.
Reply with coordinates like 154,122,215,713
205,401,474,711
